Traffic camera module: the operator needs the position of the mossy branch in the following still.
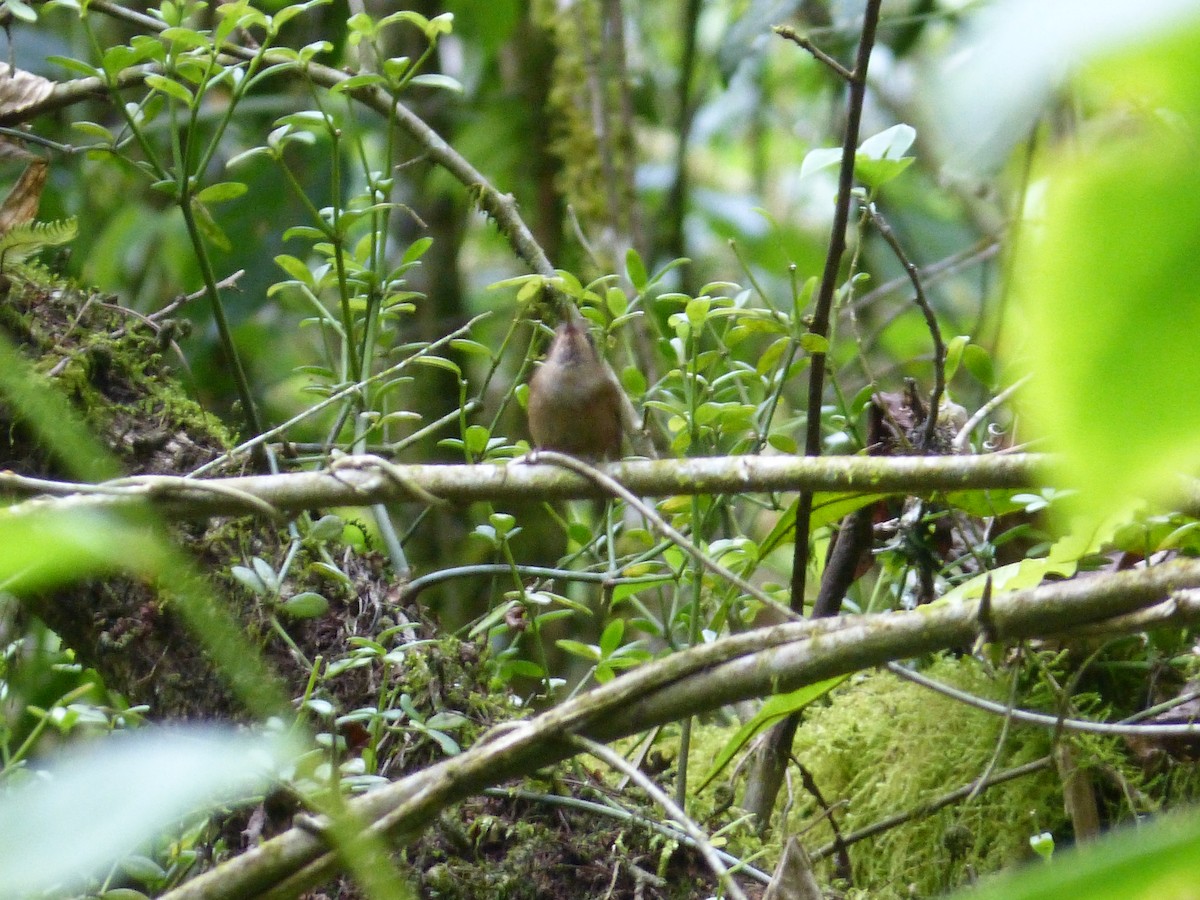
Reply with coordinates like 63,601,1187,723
161,559,1200,899
0,452,1047,522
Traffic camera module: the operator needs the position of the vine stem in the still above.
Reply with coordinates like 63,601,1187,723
867,203,947,450
790,0,885,614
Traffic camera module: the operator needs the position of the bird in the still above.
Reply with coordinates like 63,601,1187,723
526,320,624,459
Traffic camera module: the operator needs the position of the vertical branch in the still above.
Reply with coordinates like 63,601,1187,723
602,0,644,255
742,0,886,833
788,0,884,614
664,0,703,277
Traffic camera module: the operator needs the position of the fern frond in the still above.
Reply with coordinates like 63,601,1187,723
0,218,78,269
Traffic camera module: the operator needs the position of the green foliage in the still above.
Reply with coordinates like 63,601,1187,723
10,0,1200,896
0,217,78,271
787,658,1062,897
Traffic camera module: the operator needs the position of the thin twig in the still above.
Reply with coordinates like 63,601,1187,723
572,735,750,900
790,0,884,612
866,204,946,451
188,315,488,476
953,374,1030,453
887,660,1200,737
401,564,673,603
811,756,1054,861
148,269,245,323
773,25,854,82
850,238,999,313
530,450,801,622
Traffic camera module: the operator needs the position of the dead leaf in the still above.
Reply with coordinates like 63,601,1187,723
0,63,54,119
0,157,48,235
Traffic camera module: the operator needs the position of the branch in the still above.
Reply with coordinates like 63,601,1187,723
791,0,884,610
773,25,854,82
0,452,1046,521
161,557,1200,898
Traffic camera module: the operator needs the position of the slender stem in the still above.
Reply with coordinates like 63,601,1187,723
789,0,885,613
867,204,947,450
574,735,750,900
811,756,1054,861
773,24,854,82
179,197,264,439
676,492,706,809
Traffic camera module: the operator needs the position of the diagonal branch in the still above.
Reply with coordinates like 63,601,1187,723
160,558,1200,899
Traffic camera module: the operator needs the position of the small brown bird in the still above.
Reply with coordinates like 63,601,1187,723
526,320,624,459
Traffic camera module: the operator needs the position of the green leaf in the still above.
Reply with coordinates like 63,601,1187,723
194,181,247,204
160,26,210,50
119,854,166,884
944,334,970,380
625,247,648,292
598,618,624,657
556,639,600,661
281,592,330,619
799,146,843,179
0,729,298,895
411,356,462,377
274,254,315,288
402,236,433,264
49,55,103,78
758,492,887,558
143,73,194,105
448,339,492,358
799,332,829,354
464,424,490,455
2,0,37,22
698,676,847,791
962,343,995,389
331,73,387,94
72,120,116,142
855,156,915,190
858,123,916,160
620,364,646,396
685,297,710,328
409,73,462,92
488,512,516,537
308,515,344,543
855,123,917,189
609,572,674,606
767,433,798,453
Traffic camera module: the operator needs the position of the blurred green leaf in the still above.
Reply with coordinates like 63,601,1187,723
1015,23,1200,521
0,729,299,895
951,808,1200,900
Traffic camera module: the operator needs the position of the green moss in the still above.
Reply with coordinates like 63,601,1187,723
778,657,1062,896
